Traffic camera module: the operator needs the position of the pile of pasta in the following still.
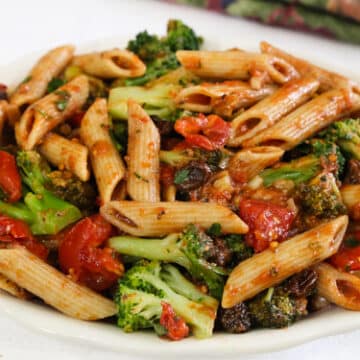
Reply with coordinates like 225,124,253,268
1,34,360,340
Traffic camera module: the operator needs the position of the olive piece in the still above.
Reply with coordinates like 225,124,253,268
175,161,211,192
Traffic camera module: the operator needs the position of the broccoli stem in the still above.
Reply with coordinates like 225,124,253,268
0,200,34,224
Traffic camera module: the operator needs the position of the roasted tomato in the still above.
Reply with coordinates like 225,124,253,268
160,302,189,341
174,114,230,151
0,215,48,259
239,199,295,253
0,151,22,203
58,214,124,291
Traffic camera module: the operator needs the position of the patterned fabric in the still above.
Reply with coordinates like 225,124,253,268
163,0,360,44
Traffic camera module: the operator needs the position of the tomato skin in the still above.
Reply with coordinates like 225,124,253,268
58,215,123,291
0,215,48,259
160,302,189,341
239,199,295,253
174,114,230,151
0,151,22,203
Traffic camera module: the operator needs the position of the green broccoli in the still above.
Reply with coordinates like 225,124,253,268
109,121,128,154
109,225,228,299
260,139,345,186
0,151,82,235
296,172,346,219
125,19,202,86
115,260,218,339
319,118,360,160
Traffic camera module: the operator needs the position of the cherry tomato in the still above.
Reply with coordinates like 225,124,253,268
330,231,360,271
174,114,230,151
160,302,189,341
0,215,48,259
0,151,22,203
239,199,295,253
58,214,123,291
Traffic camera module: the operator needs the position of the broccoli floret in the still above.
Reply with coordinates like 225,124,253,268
223,234,254,266
319,118,360,160
0,151,82,235
109,121,128,154
109,225,227,299
296,172,346,219
260,139,345,186
115,261,218,339
108,83,179,121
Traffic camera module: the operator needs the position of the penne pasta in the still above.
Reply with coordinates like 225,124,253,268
72,49,146,79
176,50,299,84
0,273,28,299
80,98,126,203
175,81,276,116
260,41,360,93
222,216,348,308
15,75,89,150
0,247,117,320
228,146,284,183
0,100,6,143
316,262,360,311
10,45,75,107
228,77,320,146
243,88,360,150
38,132,90,181
162,184,177,202
100,200,249,237
126,100,160,202
340,184,360,220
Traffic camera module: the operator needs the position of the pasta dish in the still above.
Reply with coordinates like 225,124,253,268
0,20,360,341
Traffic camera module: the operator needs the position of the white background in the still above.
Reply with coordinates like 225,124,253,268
1,0,360,359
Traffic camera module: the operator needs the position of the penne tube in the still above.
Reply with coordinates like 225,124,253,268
260,41,360,93
316,262,360,311
148,67,199,87
162,184,177,202
243,88,360,150
228,77,320,146
10,45,75,106
80,98,126,203
0,101,6,143
0,273,28,299
340,184,360,220
72,49,146,79
15,75,89,150
175,81,276,117
0,247,117,320
228,146,284,183
127,100,160,202
222,216,348,308
176,50,298,84
100,200,249,237
38,132,90,181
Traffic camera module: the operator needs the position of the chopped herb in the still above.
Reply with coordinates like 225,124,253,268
35,108,51,121
134,172,149,183
174,168,190,185
207,223,222,237
54,90,71,111
47,78,65,93
344,237,360,248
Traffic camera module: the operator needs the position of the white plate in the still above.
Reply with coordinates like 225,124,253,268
1,36,360,357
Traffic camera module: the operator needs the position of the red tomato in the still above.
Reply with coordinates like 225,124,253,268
239,199,295,253
58,214,123,291
0,215,48,259
160,302,189,341
174,114,230,151
0,151,22,203
330,231,360,271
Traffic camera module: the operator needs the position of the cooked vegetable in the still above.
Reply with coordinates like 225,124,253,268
0,151,22,203
218,303,252,333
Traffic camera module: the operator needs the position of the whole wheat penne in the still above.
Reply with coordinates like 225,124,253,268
340,184,360,220
316,262,360,311
260,41,360,93
0,273,28,299
0,247,117,320
72,49,146,79
243,88,360,150
100,200,248,237
228,146,284,183
176,50,298,84
127,100,160,202
38,132,90,181
175,81,276,117
228,77,320,146
222,216,348,308
80,98,126,203
10,45,75,107
15,75,89,150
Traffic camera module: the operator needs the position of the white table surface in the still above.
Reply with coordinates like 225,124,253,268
1,0,360,359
